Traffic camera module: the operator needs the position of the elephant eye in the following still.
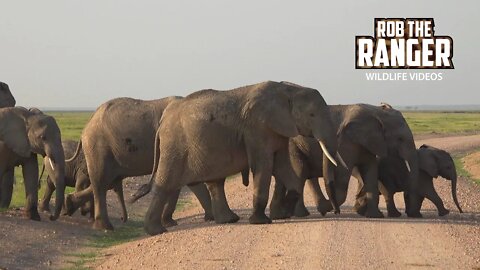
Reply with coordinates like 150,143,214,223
39,134,46,141
310,113,315,117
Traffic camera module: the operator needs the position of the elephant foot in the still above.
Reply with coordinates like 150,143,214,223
269,204,291,220
64,195,78,216
38,202,50,213
354,204,367,217
365,208,384,218
438,208,450,217
26,209,41,221
387,209,402,218
407,211,423,218
294,204,310,218
317,202,333,216
249,212,272,224
145,223,167,236
162,217,178,227
93,219,114,231
215,211,240,224
204,212,214,222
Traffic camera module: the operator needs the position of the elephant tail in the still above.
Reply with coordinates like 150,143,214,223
128,128,161,204
241,168,250,187
66,140,82,163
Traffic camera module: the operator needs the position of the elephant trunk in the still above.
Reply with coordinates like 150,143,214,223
46,145,66,221
323,152,340,214
404,151,421,215
450,174,463,213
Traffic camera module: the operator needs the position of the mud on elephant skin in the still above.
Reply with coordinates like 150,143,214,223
365,144,463,217
66,97,214,231
143,81,341,236
0,107,66,221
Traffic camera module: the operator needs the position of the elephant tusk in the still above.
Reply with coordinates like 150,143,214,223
404,160,411,173
47,157,55,171
319,141,337,167
336,152,348,170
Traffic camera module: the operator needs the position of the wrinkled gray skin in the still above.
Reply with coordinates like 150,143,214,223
39,140,128,222
0,107,65,220
368,144,463,217
66,97,214,230
270,103,420,218
144,81,339,235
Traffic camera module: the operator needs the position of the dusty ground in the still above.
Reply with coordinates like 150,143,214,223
94,134,480,270
1,134,480,270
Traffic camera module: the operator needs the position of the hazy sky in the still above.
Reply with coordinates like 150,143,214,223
1,1,479,109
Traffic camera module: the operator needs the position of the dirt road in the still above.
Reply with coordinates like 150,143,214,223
92,134,480,270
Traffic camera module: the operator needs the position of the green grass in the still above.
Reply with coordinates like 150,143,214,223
403,112,480,135
454,155,480,185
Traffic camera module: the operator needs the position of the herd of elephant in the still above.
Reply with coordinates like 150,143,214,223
0,80,463,236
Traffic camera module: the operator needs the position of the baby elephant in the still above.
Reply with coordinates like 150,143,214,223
39,140,128,222
373,144,463,217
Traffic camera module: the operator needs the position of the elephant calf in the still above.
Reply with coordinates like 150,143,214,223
362,144,463,217
39,140,128,222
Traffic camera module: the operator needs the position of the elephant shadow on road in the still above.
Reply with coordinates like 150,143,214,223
168,205,480,234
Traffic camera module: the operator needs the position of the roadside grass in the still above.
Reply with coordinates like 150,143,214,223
403,112,480,135
454,151,480,185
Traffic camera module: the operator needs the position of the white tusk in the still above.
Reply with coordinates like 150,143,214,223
47,157,55,171
404,160,411,173
336,152,348,169
319,141,337,167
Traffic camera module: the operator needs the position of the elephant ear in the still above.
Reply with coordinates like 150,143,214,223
246,90,299,138
418,147,439,178
0,112,31,158
340,116,387,157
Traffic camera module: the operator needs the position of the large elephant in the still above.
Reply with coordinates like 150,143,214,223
39,140,128,222
371,144,463,217
65,97,214,230
270,103,420,218
0,82,16,108
143,81,341,235
0,107,65,220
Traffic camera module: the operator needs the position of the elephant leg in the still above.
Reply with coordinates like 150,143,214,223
0,170,14,208
113,181,128,223
307,178,332,216
161,189,180,227
145,183,173,235
22,157,41,221
91,179,113,230
188,183,214,221
65,177,93,216
293,180,310,217
248,155,273,225
359,161,384,218
39,176,55,212
206,179,239,224
269,180,290,220
379,182,401,217
422,179,449,216
404,192,423,218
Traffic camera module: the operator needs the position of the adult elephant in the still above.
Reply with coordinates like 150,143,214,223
143,81,341,235
65,97,214,230
370,144,463,217
0,107,66,220
0,82,16,108
270,103,420,218
40,140,128,222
